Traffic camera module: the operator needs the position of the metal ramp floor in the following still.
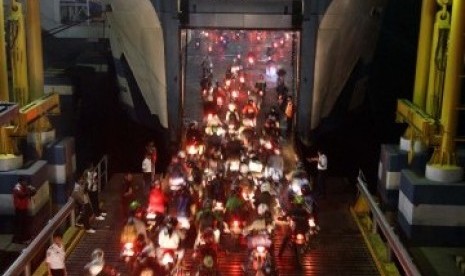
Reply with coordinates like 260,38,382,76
65,174,379,275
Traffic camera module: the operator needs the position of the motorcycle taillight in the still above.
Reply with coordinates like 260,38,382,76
295,234,306,244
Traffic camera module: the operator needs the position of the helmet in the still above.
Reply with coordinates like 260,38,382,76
203,199,213,210
257,203,269,216
293,195,305,205
301,184,312,196
228,103,236,111
129,200,141,211
91,248,104,261
260,181,271,193
178,151,186,159
165,216,178,229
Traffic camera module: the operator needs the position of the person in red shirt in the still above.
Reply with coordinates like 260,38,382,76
147,180,166,214
12,177,36,243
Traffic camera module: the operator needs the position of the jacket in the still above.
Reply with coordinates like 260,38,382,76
13,183,30,210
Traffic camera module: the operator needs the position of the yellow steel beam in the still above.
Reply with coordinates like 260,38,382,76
437,0,465,165
25,0,44,101
19,93,59,123
396,99,437,145
0,0,8,101
413,0,436,109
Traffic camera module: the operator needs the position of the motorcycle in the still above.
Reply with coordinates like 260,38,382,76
289,217,314,267
145,211,165,240
157,249,179,276
244,243,275,276
192,229,219,276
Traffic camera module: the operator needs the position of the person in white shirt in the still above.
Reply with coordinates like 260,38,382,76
307,150,328,198
85,164,106,221
157,218,184,266
141,153,152,195
46,233,67,276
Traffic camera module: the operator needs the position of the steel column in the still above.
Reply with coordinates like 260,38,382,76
439,0,465,164
413,0,436,109
25,0,44,101
0,0,8,101
9,1,29,106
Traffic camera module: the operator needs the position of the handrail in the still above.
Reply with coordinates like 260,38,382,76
356,170,421,276
4,155,109,276
91,155,108,193
3,199,76,276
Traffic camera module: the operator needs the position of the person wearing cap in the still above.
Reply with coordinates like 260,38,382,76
46,232,67,276
12,177,36,243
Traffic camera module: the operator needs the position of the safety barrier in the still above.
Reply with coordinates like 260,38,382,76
3,199,77,276
351,170,421,276
3,155,108,276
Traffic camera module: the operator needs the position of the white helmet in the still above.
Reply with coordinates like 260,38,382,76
257,203,269,216
260,182,271,193
178,151,186,159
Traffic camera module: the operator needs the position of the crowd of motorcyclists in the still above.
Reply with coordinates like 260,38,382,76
116,30,320,276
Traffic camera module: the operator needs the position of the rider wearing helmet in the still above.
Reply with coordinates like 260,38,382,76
157,216,184,266
225,186,246,221
147,180,166,214
225,103,240,126
194,200,222,248
278,195,312,257
242,99,259,120
244,203,274,235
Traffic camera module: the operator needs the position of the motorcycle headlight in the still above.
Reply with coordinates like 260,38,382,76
161,253,174,265
123,243,134,256
187,145,197,155
309,218,316,228
257,246,266,254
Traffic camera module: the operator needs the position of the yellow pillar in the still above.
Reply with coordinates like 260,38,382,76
425,11,449,118
439,0,465,164
413,0,436,109
25,0,44,101
0,0,8,101
9,1,29,106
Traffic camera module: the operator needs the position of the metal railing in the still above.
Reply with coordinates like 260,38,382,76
356,170,421,276
59,0,104,24
93,155,108,193
3,199,76,276
4,155,109,276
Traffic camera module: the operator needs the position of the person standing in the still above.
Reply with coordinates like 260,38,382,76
141,153,152,195
307,150,328,198
121,173,135,218
147,142,158,181
46,232,67,276
72,177,96,234
85,165,105,221
12,177,36,243
284,96,294,138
